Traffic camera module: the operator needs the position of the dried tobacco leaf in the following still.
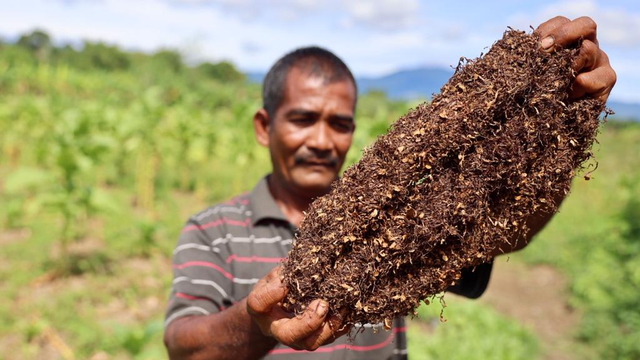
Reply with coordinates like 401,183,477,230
281,29,606,328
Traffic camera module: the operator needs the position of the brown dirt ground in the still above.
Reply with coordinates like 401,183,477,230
479,259,579,360
6,255,166,359
0,227,31,246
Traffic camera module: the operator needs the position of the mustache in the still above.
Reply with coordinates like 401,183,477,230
293,152,339,167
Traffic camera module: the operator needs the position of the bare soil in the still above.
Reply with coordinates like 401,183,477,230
0,227,31,246
480,259,578,360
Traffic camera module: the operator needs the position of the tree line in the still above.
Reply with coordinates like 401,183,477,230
0,29,245,82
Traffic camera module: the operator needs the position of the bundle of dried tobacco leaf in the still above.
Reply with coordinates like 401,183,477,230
281,29,605,329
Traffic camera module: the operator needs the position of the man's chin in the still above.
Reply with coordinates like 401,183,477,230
292,173,337,197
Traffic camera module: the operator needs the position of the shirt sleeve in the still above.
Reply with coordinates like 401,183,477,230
447,261,493,299
164,216,233,328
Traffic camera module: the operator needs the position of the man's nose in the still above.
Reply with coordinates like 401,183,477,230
307,121,334,152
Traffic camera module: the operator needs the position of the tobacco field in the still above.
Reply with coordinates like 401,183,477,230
0,32,638,359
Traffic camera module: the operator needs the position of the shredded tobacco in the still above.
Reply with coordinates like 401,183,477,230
281,29,606,330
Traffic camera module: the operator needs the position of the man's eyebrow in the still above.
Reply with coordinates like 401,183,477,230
285,109,319,118
331,114,354,123
285,109,353,123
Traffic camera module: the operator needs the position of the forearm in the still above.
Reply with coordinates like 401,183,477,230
492,192,566,257
164,298,278,360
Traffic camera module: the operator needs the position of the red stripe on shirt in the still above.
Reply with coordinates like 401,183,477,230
268,329,399,355
226,255,284,263
182,217,251,233
176,292,209,301
172,261,234,280
175,292,227,310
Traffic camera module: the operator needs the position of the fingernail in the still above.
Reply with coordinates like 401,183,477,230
316,300,328,317
541,36,554,50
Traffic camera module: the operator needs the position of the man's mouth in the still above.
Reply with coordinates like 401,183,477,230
294,155,338,168
304,160,333,167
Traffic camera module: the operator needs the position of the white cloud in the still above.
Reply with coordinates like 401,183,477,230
170,0,322,20
1,0,279,65
508,0,640,48
170,0,422,31
344,0,419,31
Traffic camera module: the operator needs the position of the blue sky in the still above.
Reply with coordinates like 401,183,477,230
1,0,639,103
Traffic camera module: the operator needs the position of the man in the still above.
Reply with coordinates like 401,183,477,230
164,16,616,360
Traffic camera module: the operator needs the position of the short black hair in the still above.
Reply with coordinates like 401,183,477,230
262,46,357,119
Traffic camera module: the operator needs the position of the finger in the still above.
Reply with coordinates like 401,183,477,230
534,16,570,38
251,266,281,292
247,269,286,315
540,16,598,52
323,316,352,345
270,299,329,345
572,39,599,73
570,64,617,102
299,312,349,350
265,265,282,282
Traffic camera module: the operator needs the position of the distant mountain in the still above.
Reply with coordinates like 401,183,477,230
606,101,640,122
246,72,265,85
245,67,451,100
356,67,452,100
245,67,639,121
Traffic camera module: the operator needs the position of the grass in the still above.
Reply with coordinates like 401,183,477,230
408,298,538,360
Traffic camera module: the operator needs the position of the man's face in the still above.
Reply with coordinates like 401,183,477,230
268,67,356,198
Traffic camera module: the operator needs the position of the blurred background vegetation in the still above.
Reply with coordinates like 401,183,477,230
0,30,638,360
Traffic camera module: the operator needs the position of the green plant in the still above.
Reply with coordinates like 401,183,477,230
408,299,539,360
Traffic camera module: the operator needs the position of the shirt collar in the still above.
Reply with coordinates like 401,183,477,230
248,175,290,226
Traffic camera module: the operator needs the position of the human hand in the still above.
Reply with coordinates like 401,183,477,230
535,16,616,102
246,266,350,351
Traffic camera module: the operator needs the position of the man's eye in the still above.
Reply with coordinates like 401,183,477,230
333,121,353,132
291,118,313,125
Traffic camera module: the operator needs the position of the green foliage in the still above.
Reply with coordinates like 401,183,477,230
4,167,53,196
43,250,113,276
196,61,245,82
1,29,243,77
150,49,183,73
132,218,161,258
408,298,538,360
114,321,164,356
570,181,640,359
17,29,52,61
17,30,51,51
77,42,131,71
0,43,37,66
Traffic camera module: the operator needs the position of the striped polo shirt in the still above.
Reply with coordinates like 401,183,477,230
166,175,492,359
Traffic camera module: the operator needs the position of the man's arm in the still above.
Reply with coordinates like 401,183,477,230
490,194,564,257
164,297,278,360
164,266,349,359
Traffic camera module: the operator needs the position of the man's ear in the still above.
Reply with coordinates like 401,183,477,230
253,108,271,147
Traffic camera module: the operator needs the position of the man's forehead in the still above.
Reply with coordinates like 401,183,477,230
286,69,325,90
282,67,356,99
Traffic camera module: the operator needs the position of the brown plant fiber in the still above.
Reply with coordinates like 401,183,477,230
281,30,605,329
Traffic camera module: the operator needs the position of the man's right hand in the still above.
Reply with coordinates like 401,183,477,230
247,266,350,351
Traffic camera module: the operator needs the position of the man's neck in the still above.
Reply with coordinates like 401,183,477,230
267,175,324,228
